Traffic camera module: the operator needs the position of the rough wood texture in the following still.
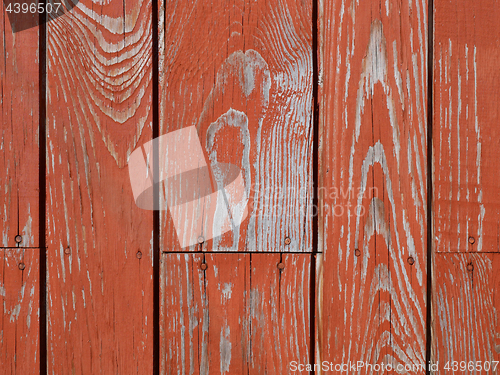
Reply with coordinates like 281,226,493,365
432,0,500,367
0,249,39,374
433,254,500,367
433,0,500,253
45,1,153,373
0,5,39,247
161,253,311,374
159,0,313,252
318,0,428,369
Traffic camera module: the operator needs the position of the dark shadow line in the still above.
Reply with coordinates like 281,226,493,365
152,0,160,373
39,1,47,373
426,0,434,372
311,0,319,372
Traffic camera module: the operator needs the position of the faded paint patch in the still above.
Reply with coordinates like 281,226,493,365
220,326,232,374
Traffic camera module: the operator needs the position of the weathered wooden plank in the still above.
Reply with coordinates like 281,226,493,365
433,253,500,367
0,4,39,247
0,6,40,374
432,0,500,366
158,0,313,252
318,0,428,369
161,253,311,374
433,0,500,253
0,249,39,374
45,1,153,373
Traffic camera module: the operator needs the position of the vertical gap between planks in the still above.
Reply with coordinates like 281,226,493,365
152,0,160,372
425,0,434,372
39,1,47,373
311,0,319,372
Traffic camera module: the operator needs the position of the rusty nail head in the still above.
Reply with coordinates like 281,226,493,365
136,251,142,259
64,247,71,255
15,235,22,244
18,263,25,270
467,262,474,272
198,236,205,244
354,249,361,257
200,263,207,271
468,236,476,245
407,257,415,266
284,237,291,245
277,262,285,270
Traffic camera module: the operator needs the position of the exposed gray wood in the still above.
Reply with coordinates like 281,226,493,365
45,0,154,372
318,0,428,369
159,0,314,252
0,4,39,247
161,253,311,374
0,249,39,374
433,254,500,366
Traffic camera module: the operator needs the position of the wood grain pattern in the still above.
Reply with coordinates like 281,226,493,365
433,253,500,369
432,0,500,367
161,253,310,374
0,4,39,248
0,6,40,373
45,1,153,373
158,0,313,252
433,0,500,253
318,0,428,370
0,249,39,374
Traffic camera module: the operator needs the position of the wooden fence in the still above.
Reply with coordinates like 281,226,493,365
1,0,499,373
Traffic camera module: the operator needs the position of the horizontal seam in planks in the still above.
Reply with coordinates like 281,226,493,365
0,247,42,249
434,251,500,254
161,251,324,254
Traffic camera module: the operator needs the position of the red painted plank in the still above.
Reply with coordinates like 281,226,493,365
0,4,39,247
433,0,500,253
248,253,311,374
318,0,428,370
0,249,39,374
158,0,313,252
161,253,311,374
0,4,40,373
433,254,500,367
45,1,153,373
432,0,500,366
